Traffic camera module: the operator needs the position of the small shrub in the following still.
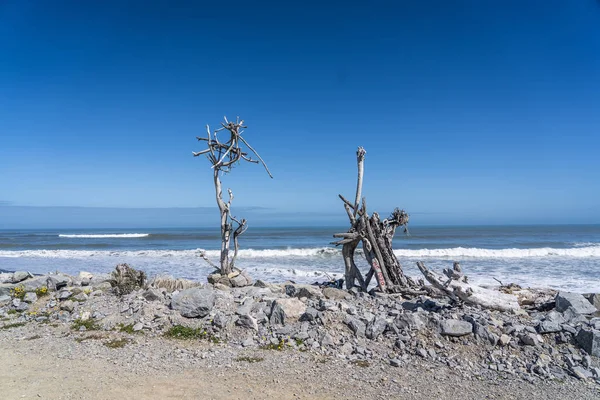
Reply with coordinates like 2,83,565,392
109,263,147,296
10,285,25,300
75,332,105,343
0,322,26,330
7,309,19,315
235,356,264,363
71,318,100,331
35,286,49,297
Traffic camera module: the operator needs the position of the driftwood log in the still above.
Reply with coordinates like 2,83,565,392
194,116,272,276
333,147,418,293
416,261,521,312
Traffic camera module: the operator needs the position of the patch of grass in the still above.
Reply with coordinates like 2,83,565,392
235,356,264,363
351,360,370,368
104,338,130,348
25,334,41,340
7,309,19,315
0,322,26,330
71,318,100,331
117,323,135,334
163,325,223,343
295,338,304,346
164,325,207,340
260,339,285,351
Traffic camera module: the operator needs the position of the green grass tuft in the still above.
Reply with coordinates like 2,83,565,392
71,318,101,331
235,356,264,363
104,338,129,348
0,322,26,330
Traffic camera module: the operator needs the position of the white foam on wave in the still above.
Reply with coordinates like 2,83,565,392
1,245,600,259
394,245,600,258
59,233,150,239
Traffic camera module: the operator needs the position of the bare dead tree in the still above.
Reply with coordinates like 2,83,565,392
333,147,418,293
194,116,272,276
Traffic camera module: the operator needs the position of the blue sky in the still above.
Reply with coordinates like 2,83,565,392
1,1,599,228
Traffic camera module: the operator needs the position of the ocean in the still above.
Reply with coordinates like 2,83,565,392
1,225,599,293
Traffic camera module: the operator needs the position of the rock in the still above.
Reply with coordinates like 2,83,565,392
299,307,319,322
366,317,388,340
60,300,75,312
390,358,401,367
23,292,37,303
295,286,321,299
254,280,268,288
133,322,144,332
440,319,472,337
539,320,562,334
57,310,70,323
242,337,255,347
576,329,600,357
236,314,258,331
0,283,15,297
556,292,597,314
80,311,91,321
473,323,498,345
22,276,49,292
270,298,306,325
170,288,215,318
395,312,428,331
212,312,228,329
0,295,10,305
16,302,29,312
58,290,73,300
81,278,90,286
240,271,253,286
519,333,540,346
72,293,87,302
142,288,163,302
322,287,350,300
572,366,593,380
78,271,94,281
320,333,335,346
285,285,297,297
417,348,428,358
345,317,366,338
11,271,33,283
498,334,511,346
230,274,249,288
92,282,112,291
47,275,71,291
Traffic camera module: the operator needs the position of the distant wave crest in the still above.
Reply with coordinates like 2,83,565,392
1,245,600,259
58,233,150,239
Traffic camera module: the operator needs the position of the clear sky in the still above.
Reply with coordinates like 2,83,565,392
1,1,599,228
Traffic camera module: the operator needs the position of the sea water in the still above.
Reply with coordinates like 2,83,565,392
0,225,599,292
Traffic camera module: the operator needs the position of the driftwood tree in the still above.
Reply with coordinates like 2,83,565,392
333,147,418,293
194,116,272,276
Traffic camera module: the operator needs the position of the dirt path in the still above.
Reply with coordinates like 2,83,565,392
1,326,600,400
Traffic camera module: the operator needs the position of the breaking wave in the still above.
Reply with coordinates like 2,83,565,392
58,233,150,239
1,245,600,259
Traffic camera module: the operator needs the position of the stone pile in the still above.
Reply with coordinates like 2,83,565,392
1,269,600,385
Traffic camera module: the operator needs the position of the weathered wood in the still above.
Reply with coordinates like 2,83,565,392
416,261,521,312
334,147,411,292
194,117,271,276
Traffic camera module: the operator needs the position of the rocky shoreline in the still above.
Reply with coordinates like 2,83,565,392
2,267,600,397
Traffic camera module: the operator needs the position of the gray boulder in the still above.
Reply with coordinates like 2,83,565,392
0,284,15,297
23,292,37,303
556,292,597,314
322,287,350,300
0,294,10,305
171,288,215,318
11,271,33,283
22,276,50,292
576,329,600,357
440,319,473,337
345,317,366,338
142,288,163,302
47,275,72,291
366,316,388,340
236,314,258,331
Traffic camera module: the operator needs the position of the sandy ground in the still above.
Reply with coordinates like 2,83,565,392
1,324,600,400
